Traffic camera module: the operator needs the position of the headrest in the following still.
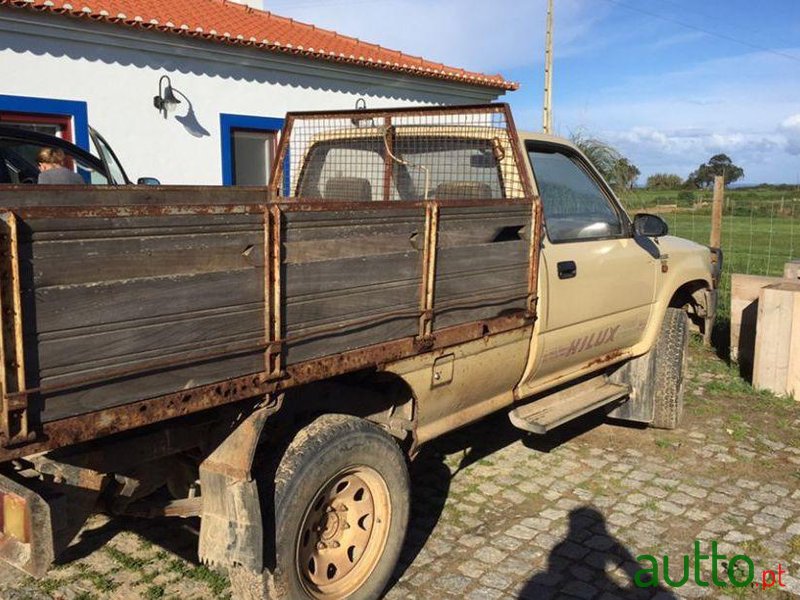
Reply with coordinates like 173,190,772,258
324,177,372,201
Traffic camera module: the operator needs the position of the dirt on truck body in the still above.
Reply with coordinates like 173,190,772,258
0,104,718,599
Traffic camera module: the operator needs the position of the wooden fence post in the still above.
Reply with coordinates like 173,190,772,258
710,175,724,248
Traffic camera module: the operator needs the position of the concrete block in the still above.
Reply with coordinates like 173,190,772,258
730,274,784,372
753,282,800,398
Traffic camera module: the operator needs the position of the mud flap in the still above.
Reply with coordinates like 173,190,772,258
607,349,656,424
198,399,281,572
703,288,718,347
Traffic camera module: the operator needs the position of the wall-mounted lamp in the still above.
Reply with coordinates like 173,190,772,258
153,75,181,119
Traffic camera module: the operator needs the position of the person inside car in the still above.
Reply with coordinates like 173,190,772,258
37,147,86,185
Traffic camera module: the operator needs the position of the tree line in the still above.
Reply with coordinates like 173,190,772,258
648,154,744,189
569,132,745,191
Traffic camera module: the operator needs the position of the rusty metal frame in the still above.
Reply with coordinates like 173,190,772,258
527,199,544,317
0,311,527,463
0,212,28,447
268,102,528,200
265,205,283,379
0,103,544,460
418,202,439,343
0,195,541,458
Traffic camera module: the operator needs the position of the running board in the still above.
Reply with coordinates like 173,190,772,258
509,376,630,434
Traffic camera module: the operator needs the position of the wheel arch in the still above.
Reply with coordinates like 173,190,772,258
667,278,713,335
196,370,418,575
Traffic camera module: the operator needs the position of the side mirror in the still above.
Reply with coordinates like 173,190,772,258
136,177,161,186
633,213,669,238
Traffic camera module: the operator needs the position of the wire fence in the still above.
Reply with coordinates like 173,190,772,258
621,194,800,318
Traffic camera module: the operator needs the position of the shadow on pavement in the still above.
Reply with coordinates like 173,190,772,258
520,507,677,599
389,408,650,590
58,513,203,566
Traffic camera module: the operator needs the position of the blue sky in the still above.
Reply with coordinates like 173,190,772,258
262,0,800,184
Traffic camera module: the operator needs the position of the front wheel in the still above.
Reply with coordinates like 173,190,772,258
651,307,690,429
273,414,410,600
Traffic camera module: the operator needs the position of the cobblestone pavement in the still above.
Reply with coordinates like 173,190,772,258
1,340,799,599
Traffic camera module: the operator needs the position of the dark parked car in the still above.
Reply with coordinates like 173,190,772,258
0,125,159,185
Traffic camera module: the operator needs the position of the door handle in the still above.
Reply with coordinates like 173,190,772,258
557,260,577,279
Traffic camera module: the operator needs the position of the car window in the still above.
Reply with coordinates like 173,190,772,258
528,149,624,242
0,139,110,185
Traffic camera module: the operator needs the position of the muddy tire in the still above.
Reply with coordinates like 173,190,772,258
651,307,689,429
257,414,410,600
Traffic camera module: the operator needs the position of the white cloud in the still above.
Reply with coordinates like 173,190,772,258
262,0,611,73
555,49,800,182
780,114,800,155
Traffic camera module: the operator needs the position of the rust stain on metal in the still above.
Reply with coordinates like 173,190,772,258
0,312,531,462
0,212,29,446
0,104,544,460
526,198,544,318
418,203,439,339
584,349,624,370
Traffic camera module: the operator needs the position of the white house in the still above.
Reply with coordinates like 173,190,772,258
0,0,516,185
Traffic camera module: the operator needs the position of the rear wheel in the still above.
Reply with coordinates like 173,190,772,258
651,307,689,429
259,414,410,600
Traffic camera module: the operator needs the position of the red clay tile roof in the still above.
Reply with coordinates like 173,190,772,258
1,0,518,91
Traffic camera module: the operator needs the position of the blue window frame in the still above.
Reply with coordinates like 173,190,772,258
220,113,285,188
0,94,89,150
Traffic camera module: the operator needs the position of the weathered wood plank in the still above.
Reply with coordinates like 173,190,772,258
35,309,262,377
0,187,267,208
39,351,264,422
30,269,263,333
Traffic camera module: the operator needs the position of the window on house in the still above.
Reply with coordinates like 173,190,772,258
0,112,73,142
232,129,276,186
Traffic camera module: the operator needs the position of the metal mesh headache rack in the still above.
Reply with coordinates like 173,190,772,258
270,103,532,202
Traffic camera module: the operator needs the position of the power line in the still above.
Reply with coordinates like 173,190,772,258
599,0,800,64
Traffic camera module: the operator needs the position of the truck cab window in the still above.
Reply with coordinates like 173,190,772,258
296,136,506,201
528,149,623,242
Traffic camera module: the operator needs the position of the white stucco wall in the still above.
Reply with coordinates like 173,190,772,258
0,9,503,185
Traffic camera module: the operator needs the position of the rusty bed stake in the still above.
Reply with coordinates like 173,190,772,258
0,212,29,447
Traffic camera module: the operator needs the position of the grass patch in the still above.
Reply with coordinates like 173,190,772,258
789,535,800,559
185,564,230,597
75,564,117,593
104,545,150,571
621,189,800,318
144,584,166,600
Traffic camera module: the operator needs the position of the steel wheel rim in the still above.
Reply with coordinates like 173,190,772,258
296,465,392,599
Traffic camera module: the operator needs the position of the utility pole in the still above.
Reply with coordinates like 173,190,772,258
542,0,554,134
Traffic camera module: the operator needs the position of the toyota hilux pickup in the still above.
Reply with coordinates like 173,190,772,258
0,104,717,599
